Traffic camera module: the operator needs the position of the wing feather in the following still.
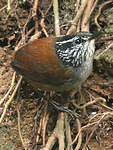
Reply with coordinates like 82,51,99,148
11,37,72,86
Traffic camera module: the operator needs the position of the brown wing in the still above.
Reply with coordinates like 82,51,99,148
11,36,72,86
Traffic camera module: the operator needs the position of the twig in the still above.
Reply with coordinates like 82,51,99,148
0,72,16,105
84,0,99,25
90,111,113,122
17,105,27,150
53,0,60,36
0,76,22,124
95,0,113,30
42,106,49,146
0,5,7,12
81,0,95,31
32,0,39,34
67,0,88,34
15,27,35,51
0,0,15,12
96,36,113,43
21,11,32,44
82,127,96,150
72,121,98,145
75,0,80,13
40,18,49,37
89,112,102,122
72,111,113,145
39,9,49,37
31,105,43,145
29,29,41,41
32,0,39,17
94,42,113,60
100,103,113,111
45,0,53,16
72,97,106,109
7,0,11,11
16,85,27,150
36,117,43,142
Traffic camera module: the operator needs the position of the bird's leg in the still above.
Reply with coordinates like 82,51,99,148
78,86,87,115
69,88,78,99
78,85,83,104
45,91,79,119
48,100,78,119
71,86,88,116
70,86,84,104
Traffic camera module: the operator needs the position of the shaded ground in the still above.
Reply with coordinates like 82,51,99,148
0,0,113,150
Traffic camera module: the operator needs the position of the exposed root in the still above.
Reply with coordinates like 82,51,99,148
94,0,113,30
67,0,89,34
74,119,82,150
42,105,49,146
72,97,106,110
41,112,65,150
65,114,73,150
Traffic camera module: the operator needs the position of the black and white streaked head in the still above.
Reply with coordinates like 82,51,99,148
55,32,96,68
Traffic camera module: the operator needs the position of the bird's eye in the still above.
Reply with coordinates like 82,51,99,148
75,39,81,44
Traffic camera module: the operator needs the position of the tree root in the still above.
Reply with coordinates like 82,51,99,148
41,112,77,150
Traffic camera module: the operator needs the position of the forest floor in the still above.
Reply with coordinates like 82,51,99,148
0,0,113,150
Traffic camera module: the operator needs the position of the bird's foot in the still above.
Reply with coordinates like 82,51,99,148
48,100,80,119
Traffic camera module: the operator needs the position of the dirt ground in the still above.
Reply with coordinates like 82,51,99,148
0,0,113,150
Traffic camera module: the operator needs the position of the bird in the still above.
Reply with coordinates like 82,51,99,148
11,32,98,116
